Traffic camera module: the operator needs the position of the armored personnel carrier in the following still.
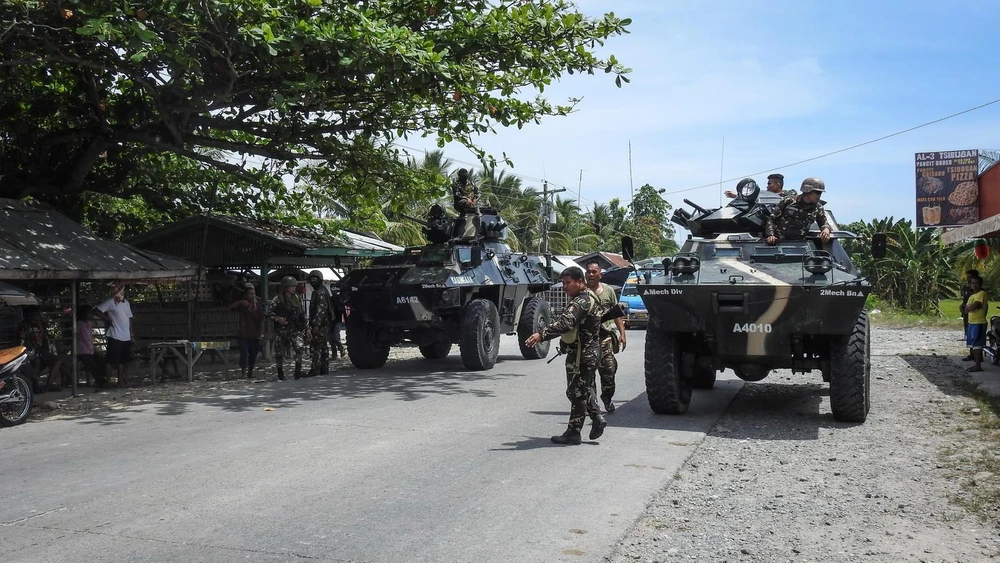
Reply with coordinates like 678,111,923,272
626,182,885,422
339,205,553,371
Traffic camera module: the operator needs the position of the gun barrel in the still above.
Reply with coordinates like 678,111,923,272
683,199,710,215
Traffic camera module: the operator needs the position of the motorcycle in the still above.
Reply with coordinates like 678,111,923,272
984,316,1000,366
0,346,33,427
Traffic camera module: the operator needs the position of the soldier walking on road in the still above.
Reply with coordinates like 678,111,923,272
525,267,607,445
307,270,332,376
269,276,308,380
584,261,627,413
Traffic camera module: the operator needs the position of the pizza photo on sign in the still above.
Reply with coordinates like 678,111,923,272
948,181,978,207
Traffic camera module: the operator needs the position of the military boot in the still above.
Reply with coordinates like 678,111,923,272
294,362,304,380
276,365,285,381
240,367,247,380
319,362,329,375
550,428,582,445
306,365,318,378
589,414,607,440
247,366,254,380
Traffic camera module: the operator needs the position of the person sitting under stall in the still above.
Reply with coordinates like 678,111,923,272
18,306,65,393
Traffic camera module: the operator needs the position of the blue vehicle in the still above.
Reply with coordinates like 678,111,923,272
618,275,648,329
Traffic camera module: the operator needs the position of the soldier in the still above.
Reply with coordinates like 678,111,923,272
451,168,480,238
725,174,795,203
269,276,308,380
306,270,332,376
524,267,607,445
584,261,627,413
764,177,833,245
329,284,348,360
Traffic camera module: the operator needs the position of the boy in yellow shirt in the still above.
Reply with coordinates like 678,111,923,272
964,276,988,373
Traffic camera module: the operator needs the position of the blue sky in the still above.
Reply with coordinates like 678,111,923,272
402,0,1000,242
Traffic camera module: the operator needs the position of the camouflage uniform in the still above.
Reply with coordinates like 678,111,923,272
764,197,828,242
594,283,620,407
451,173,481,238
451,177,480,215
538,288,605,432
269,294,307,379
308,284,332,375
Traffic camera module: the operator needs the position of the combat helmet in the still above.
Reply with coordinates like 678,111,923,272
800,177,826,194
308,269,323,281
281,275,298,288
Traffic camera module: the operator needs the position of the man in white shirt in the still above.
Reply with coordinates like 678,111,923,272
96,285,134,387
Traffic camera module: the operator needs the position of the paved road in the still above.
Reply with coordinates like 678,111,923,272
1,332,740,563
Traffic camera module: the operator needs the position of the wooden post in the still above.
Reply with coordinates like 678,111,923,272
71,281,78,396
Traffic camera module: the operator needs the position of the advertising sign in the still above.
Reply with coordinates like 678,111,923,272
915,149,979,228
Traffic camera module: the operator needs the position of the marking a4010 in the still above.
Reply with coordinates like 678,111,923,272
733,323,772,333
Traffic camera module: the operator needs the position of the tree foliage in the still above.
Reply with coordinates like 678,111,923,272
0,0,631,234
843,217,966,315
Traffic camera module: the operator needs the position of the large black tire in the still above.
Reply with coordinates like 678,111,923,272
517,296,551,360
419,341,452,360
692,365,717,390
0,373,33,427
460,299,500,370
829,310,870,423
346,315,390,369
645,326,691,414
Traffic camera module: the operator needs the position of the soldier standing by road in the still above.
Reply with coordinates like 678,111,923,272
764,177,833,245
307,270,332,376
524,267,607,445
329,285,348,360
269,276,308,380
584,261,627,413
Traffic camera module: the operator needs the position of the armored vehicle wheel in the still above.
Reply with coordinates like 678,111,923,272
517,296,551,360
460,299,500,370
645,326,691,414
829,310,870,423
692,366,717,390
419,341,452,360
346,315,390,369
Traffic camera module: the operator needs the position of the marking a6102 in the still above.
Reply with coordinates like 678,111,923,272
733,323,772,333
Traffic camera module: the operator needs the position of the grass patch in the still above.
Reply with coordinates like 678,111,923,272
869,299,964,329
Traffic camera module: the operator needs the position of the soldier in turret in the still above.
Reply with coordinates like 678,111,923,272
524,267,608,445
269,276,308,380
764,177,833,245
451,168,480,238
306,270,332,376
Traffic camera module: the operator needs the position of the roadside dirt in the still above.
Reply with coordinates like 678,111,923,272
608,327,1000,562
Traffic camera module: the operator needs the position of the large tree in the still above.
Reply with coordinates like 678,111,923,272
0,0,631,232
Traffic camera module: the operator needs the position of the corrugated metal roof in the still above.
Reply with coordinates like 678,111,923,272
130,215,402,268
0,199,198,280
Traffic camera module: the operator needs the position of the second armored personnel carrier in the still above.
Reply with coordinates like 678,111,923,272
627,183,885,422
339,206,553,371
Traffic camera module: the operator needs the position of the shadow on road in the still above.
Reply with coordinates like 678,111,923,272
899,353,997,406
43,355,541,426
489,436,602,451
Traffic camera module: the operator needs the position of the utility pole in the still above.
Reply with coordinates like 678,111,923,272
541,180,566,275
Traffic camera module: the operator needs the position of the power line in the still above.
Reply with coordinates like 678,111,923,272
662,97,1000,197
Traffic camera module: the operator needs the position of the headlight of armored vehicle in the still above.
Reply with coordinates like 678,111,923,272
439,287,461,307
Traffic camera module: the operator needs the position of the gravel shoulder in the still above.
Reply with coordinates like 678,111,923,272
608,327,1000,563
